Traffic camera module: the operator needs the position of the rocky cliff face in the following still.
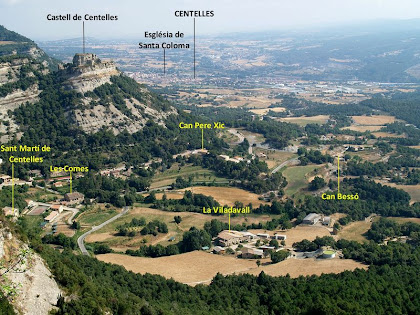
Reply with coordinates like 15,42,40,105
0,57,47,141
73,94,176,134
1,25,178,139
0,226,62,315
60,53,177,134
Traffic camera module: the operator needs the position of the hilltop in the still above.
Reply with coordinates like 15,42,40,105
0,25,179,141
0,25,58,70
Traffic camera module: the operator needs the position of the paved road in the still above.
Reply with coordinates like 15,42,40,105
271,158,300,174
137,186,172,194
227,129,254,154
66,207,79,225
35,185,61,195
227,129,245,144
77,206,130,256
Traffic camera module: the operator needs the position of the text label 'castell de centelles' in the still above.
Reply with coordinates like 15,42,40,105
203,206,250,214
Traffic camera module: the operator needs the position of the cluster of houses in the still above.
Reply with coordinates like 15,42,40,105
99,164,132,178
0,174,32,188
212,230,287,259
219,155,246,164
41,192,84,223
3,191,85,228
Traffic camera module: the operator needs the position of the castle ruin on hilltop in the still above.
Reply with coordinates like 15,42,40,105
60,53,118,93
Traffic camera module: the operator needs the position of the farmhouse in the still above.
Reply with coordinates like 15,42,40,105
64,192,84,205
44,211,59,223
216,230,246,246
302,213,321,225
242,247,264,259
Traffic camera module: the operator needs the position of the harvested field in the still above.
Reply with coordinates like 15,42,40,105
351,115,395,125
249,107,285,115
337,221,371,242
343,125,382,132
86,232,114,243
154,192,184,200
372,132,406,138
97,251,257,285
283,225,331,246
278,115,329,126
387,217,420,224
55,224,75,237
180,186,267,206
97,251,366,285
249,257,367,278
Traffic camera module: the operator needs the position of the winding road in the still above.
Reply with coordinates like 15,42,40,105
77,206,130,256
271,157,300,174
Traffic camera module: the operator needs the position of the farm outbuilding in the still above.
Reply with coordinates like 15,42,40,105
242,247,264,259
322,216,331,226
213,246,225,254
302,213,321,225
44,211,59,223
272,234,287,240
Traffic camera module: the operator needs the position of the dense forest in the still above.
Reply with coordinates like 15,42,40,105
187,153,288,194
361,90,420,128
3,72,230,184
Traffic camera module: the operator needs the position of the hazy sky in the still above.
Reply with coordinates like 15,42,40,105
1,0,420,40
